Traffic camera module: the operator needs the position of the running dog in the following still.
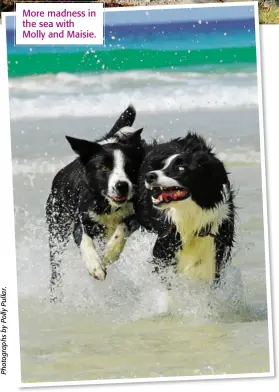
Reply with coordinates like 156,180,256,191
104,132,236,287
46,105,145,301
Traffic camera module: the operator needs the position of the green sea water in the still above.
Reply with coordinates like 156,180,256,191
7,46,257,78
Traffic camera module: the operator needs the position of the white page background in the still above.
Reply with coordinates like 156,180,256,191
0,15,278,392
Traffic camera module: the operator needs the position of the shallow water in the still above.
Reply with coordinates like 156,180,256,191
10,102,271,383
19,307,269,383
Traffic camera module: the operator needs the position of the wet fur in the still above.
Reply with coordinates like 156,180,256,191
106,133,236,287
45,106,145,302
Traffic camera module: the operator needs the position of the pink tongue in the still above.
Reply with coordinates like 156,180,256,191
157,189,187,202
113,196,127,201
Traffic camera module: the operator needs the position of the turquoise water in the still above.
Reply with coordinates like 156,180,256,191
7,12,258,120
6,17,256,77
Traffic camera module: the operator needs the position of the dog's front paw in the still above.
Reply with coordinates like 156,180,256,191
88,263,107,281
103,245,122,266
104,223,129,266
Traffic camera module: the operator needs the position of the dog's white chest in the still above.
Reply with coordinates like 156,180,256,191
175,236,216,282
166,200,219,282
89,203,134,239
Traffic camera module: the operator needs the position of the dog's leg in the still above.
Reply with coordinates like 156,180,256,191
103,223,130,266
81,234,107,281
211,215,235,289
103,215,139,266
73,220,107,281
151,236,180,315
151,231,180,291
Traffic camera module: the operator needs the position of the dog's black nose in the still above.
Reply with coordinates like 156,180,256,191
145,171,158,184
115,181,129,195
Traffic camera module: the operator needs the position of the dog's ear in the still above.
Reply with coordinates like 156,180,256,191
176,133,209,153
65,136,102,164
109,105,136,135
120,128,143,146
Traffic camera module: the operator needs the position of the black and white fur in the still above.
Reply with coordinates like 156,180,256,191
46,106,145,301
105,132,235,287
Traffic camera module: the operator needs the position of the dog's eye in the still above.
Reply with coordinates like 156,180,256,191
101,166,110,173
178,167,185,172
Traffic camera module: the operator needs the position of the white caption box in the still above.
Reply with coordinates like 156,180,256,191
16,2,104,45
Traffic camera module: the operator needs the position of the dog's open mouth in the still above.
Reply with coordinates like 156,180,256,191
111,195,127,203
151,187,189,205
105,193,128,205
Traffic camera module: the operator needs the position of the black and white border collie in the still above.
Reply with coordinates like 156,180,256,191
46,105,145,301
105,132,236,287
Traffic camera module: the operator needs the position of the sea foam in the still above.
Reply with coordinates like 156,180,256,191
9,70,258,120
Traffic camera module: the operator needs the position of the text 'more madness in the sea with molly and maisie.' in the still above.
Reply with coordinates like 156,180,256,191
16,2,104,45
